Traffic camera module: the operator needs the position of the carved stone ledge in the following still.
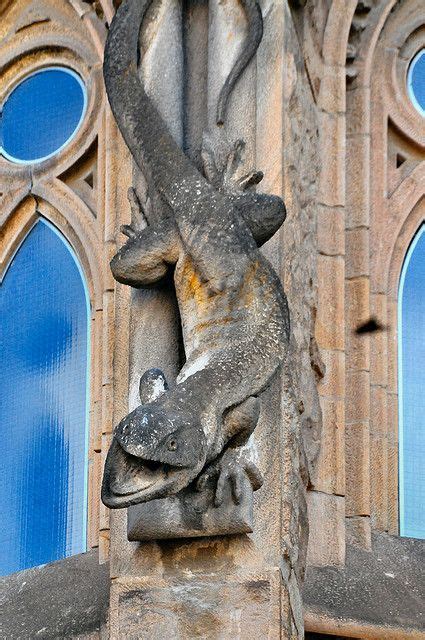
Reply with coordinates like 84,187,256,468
127,473,254,541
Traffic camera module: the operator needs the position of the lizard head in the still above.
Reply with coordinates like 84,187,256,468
101,369,206,508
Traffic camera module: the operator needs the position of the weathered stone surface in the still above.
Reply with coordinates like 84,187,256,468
0,550,109,640
346,515,371,549
127,473,254,540
345,276,370,372
110,570,280,639
317,204,345,257
346,226,369,279
306,491,345,567
313,395,345,496
345,422,370,518
317,112,345,209
345,369,370,424
279,0,321,530
304,533,425,637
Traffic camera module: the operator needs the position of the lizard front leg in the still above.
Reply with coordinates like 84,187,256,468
196,396,264,506
201,136,286,248
111,188,181,287
196,448,263,507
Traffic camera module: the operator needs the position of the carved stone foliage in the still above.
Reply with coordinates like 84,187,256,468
101,0,292,540
346,0,381,83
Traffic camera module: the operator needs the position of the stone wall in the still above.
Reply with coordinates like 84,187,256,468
2,1,425,638
106,1,321,638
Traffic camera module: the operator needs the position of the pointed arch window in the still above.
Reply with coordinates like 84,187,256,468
398,224,425,539
0,219,90,575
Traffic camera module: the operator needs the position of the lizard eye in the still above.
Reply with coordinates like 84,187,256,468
167,438,178,451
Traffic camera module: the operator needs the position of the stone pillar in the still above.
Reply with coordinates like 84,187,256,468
306,0,350,568
108,0,184,621
107,2,309,638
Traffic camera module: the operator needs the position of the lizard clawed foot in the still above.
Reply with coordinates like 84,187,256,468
201,134,263,194
196,450,263,507
120,185,155,239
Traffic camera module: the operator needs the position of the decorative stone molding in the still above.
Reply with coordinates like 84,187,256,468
345,0,380,83
345,0,425,543
0,0,113,556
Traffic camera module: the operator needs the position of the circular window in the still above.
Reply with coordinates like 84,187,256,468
407,49,425,117
0,67,87,164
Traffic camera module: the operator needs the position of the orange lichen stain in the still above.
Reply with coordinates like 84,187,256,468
188,271,209,307
196,316,232,331
180,256,266,315
180,258,210,309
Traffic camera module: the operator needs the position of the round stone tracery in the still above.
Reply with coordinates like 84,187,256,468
0,67,87,164
407,49,425,117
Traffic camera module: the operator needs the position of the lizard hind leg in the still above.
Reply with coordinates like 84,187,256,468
224,395,261,446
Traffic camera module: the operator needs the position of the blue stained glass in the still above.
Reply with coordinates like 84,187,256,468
0,219,90,575
407,50,425,117
398,225,425,539
0,68,86,164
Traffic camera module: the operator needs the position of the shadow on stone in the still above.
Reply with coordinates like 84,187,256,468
128,472,254,541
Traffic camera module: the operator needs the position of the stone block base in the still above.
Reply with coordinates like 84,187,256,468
127,473,254,541
110,570,281,639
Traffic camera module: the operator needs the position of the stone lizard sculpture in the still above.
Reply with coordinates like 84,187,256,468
101,0,290,511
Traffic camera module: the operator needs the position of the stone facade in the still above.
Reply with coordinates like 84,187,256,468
0,0,424,638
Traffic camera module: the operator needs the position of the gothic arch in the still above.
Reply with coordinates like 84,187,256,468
0,0,118,557
388,196,425,301
344,0,425,543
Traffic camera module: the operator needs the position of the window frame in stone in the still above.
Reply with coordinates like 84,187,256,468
0,66,88,165
0,0,115,563
407,48,425,118
344,0,425,546
397,224,425,539
0,216,91,575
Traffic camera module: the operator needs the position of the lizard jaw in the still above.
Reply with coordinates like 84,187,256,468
101,439,201,508
110,457,165,496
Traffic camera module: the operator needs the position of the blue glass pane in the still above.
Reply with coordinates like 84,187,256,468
399,225,425,539
0,219,89,575
408,50,425,117
0,68,86,163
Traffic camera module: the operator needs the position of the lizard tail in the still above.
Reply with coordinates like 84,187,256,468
215,0,263,126
104,0,262,282
103,0,204,204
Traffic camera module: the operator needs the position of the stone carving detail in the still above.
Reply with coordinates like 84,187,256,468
101,0,291,537
346,0,379,83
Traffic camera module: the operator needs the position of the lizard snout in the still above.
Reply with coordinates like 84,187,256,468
113,405,206,470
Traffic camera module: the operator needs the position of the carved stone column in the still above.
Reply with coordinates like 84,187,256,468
105,1,314,638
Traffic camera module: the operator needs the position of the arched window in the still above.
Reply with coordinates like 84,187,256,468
0,219,90,575
398,224,425,539
0,67,87,164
